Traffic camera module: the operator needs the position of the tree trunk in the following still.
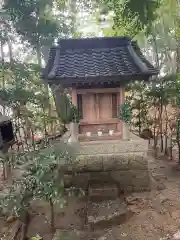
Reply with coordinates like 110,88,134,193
153,108,158,151
49,198,55,234
138,109,141,135
160,102,163,152
176,0,180,163
164,105,168,155
17,117,25,152
152,33,164,153
20,210,31,240
69,0,78,35
36,43,42,67
1,145,11,180
31,129,36,151
36,42,52,137
152,32,160,69
7,37,13,64
0,40,5,115
42,105,48,146
169,134,173,160
177,120,180,164
51,85,72,125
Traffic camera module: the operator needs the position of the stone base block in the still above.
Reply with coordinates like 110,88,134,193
111,169,151,193
79,139,148,155
88,199,133,229
74,152,148,172
88,183,118,202
64,153,151,194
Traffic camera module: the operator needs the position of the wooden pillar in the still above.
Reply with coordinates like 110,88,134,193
117,87,125,134
95,94,100,120
72,87,77,106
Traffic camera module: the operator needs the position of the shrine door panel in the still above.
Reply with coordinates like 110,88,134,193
82,93,96,121
99,93,112,120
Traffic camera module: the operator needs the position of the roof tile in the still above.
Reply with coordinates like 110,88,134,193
42,36,158,86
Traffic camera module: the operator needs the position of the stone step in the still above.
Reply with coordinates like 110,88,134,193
87,199,133,229
88,182,118,202
90,172,113,183
53,230,80,240
78,139,148,155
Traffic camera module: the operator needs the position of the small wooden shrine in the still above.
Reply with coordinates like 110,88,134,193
43,36,158,141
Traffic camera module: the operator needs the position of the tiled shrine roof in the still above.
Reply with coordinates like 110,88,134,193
42,36,158,87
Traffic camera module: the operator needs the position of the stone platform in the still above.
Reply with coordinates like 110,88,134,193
64,136,150,193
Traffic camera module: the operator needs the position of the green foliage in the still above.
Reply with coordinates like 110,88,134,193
1,174,35,216
54,93,73,124
28,147,71,203
126,81,150,134
53,92,80,124
119,103,132,124
100,0,142,37
101,0,160,37
0,61,41,105
70,104,81,123
0,146,73,230
0,59,63,150
1,0,76,69
123,0,160,33
175,1,180,39
31,235,42,240
3,0,61,47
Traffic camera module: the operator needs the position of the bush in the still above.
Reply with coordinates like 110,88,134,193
0,145,74,237
119,103,132,124
31,235,42,240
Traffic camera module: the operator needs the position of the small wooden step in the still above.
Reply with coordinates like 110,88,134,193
88,182,118,202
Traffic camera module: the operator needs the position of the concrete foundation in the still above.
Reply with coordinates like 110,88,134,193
64,136,150,193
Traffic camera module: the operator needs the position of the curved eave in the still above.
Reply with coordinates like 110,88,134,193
47,73,156,88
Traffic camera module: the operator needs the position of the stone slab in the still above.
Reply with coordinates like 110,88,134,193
53,230,79,240
90,172,111,183
78,139,148,155
111,169,150,193
88,199,133,229
65,168,151,194
88,183,118,201
74,153,148,172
